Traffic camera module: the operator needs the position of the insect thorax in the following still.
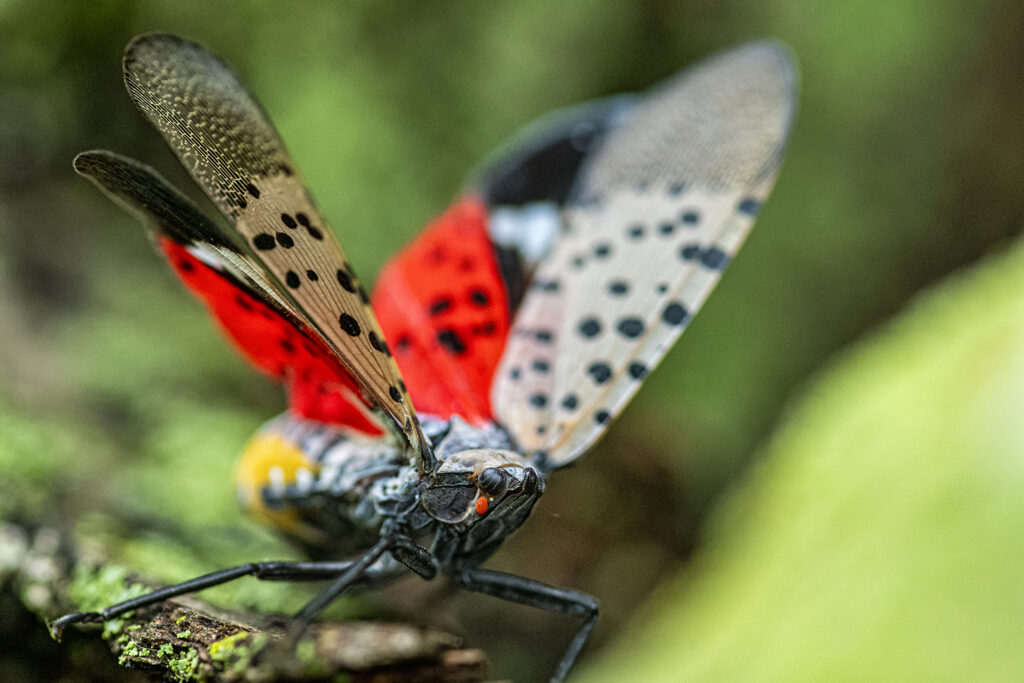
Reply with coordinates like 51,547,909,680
234,412,539,560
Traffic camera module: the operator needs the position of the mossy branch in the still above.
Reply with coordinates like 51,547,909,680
2,521,487,682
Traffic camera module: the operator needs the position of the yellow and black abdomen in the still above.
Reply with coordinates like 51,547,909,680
235,415,408,554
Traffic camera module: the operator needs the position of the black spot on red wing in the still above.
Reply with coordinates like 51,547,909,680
617,317,645,338
246,183,261,198
253,233,276,250
587,362,612,384
286,270,300,288
276,232,294,248
279,339,295,354
281,213,298,229
177,259,194,273
339,313,361,336
429,297,453,316
472,321,497,336
336,269,356,293
470,288,489,306
426,245,446,263
234,294,254,312
396,335,412,352
388,385,402,402
459,257,474,272
306,270,319,281
437,328,467,355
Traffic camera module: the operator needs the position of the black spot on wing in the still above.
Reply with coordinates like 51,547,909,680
587,362,612,385
617,317,645,338
338,313,361,336
437,328,467,354
336,268,356,293
578,317,602,339
429,297,453,316
662,302,690,326
253,233,275,250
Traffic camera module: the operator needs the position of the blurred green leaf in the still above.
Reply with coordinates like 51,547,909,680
581,237,1024,682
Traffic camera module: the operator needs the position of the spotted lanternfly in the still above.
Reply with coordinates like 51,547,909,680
51,34,796,682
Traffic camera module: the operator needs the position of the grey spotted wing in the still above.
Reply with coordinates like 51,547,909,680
492,41,797,467
73,150,297,318
121,34,428,468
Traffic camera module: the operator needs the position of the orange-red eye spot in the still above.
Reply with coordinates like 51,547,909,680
475,496,489,515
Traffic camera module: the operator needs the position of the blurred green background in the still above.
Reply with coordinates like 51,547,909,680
1,1,1022,681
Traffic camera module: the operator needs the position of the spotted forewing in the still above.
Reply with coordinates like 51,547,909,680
120,34,427,466
491,42,796,467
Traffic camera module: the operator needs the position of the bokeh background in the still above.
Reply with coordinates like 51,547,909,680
2,1,1023,681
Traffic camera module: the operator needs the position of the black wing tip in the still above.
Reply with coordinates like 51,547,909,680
72,149,130,180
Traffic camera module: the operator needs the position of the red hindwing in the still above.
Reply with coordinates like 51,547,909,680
159,238,383,434
372,197,509,424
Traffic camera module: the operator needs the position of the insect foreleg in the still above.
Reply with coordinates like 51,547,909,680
459,567,599,683
291,536,393,630
389,534,439,579
49,559,358,639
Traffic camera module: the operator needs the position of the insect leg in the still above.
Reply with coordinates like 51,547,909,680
291,536,392,631
389,534,439,579
50,559,358,639
459,567,598,683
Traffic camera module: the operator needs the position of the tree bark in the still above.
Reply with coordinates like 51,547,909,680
1,521,488,682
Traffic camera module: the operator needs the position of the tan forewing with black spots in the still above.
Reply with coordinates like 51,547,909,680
122,33,426,465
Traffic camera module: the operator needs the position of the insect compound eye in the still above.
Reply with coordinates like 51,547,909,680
421,472,477,523
476,467,507,497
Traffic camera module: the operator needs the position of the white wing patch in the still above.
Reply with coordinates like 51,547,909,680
492,42,796,468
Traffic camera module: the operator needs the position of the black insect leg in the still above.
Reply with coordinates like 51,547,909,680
459,567,599,683
49,559,356,639
291,536,392,631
